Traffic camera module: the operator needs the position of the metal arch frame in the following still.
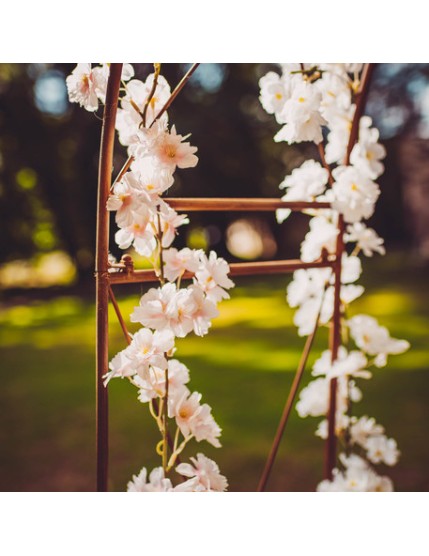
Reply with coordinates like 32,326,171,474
95,63,374,492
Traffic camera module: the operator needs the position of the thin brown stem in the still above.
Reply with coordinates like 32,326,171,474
162,367,169,474
141,63,161,128
108,285,131,345
317,142,334,186
111,156,133,191
156,210,166,285
149,63,200,128
344,63,375,165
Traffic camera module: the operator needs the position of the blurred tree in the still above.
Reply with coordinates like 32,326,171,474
0,63,428,284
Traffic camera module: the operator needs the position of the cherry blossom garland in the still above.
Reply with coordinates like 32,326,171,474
67,63,232,491
259,63,410,492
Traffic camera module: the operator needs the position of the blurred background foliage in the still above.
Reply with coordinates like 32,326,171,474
1,63,429,288
0,64,428,491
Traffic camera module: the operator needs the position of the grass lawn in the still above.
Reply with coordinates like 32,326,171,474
0,252,428,491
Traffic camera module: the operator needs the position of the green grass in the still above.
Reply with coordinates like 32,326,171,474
0,252,428,491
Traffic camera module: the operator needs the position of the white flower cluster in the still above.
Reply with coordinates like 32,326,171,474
67,63,231,492
260,63,410,491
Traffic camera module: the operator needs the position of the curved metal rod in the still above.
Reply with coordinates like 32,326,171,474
95,63,123,492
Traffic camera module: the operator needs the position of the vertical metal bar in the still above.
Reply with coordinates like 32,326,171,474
325,216,344,479
324,63,375,480
95,63,122,492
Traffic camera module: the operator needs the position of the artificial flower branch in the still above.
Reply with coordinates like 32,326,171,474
259,62,410,491
68,62,231,491
111,63,200,191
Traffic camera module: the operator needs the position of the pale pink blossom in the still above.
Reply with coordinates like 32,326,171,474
114,208,156,256
103,350,135,385
158,205,189,248
127,328,175,379
136,358,190,403
176,453,228,492
131,283,178,331
66,63,107,112
146,124,198,171
195,251,235,302
107,172,153,228
186,285,219,336
127,466,172,492
170,390,222,447
163,247,202,282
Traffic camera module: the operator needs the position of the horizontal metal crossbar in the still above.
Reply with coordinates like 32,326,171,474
109,257,335,285
165,198,331,211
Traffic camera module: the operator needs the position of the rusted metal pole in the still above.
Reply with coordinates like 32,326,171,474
325,63,375,480
95,63,123,492
257,314,322,492
109,258,335,285
108,285,132,345
325,215,344,480
166,198,331,212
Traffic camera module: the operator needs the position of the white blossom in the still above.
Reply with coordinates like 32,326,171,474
344,222,386,256
259,71,289,120
366,436,400,466
275,81,327,144
313,348,371,380
300,216,339,262
350,123,386,179
279,160,328,202
317,454,394,492
331,165,380,223
348,314,410,366
349,415,385,447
